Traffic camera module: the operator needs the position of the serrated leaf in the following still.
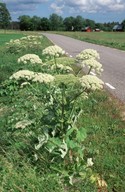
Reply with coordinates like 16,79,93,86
76,127,87,142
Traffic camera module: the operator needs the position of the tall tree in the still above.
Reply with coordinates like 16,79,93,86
121,20,125,31
0,3,11,29
49,13,63,31
85,19,95,29
18,15,32,31
74,16,85,31
30,16,41,31
40,17,50,31
63,16,75,31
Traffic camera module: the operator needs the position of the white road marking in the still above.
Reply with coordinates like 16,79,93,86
105,83,116,90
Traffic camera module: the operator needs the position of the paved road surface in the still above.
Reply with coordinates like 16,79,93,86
42,33,125,103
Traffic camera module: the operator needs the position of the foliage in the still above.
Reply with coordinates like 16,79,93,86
49,13,64,31
0,74,100,188
0,33,53,82
18,15,32,31
5,35,43,54
14,12,125,31
0,33,125,191
121,19,125,31
40,17,50,31
63,16,76,31
0,38,104,190
0,3,11,29
0,156,64,192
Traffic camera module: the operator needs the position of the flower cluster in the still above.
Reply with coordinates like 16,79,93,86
21,35,43,41
51,64,73,73
79,75,104,91
87,158,94,167
83,59,103,74
32,72,55,83
15,120,33,129
76,49,100,61
18,54,43,65
6,35,43,53
42,45,65,58
10,70,55,84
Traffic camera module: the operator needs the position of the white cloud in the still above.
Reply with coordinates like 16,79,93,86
3,0,48,14
50,3,64,14
2,0,125,19
51,0,125,13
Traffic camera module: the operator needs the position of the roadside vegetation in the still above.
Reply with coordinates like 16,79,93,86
0,32,125,192
51,31,125,51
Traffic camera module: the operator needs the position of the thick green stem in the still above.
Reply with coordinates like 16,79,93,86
88,66,92,74
54,56,57,71
76,67,82,76
61,85,65,132
69,89,85,103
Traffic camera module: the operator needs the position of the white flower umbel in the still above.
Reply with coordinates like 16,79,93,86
6,35,43,53
79,75,104,91
10,70,54,84
42,45,65,58
10,70,35,81
33,73,55,83
18,54,42,65
76,49,100,61
83,59,103,75
15,120,33,129
87,158,94,167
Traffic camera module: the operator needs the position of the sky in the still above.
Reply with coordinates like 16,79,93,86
2,0,125,23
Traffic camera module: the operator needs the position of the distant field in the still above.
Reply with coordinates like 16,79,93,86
0,30,40,46
53,31,125,50
0,33,25,46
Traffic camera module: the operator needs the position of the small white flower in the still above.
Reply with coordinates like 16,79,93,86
15,120,33,129
79,75,104,91
87,158,94,167
76,49,100,61
42,45,65,58
10,70,54,84
18,54,42,65
82,59,103,75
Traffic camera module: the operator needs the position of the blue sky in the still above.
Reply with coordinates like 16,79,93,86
2,0,125,23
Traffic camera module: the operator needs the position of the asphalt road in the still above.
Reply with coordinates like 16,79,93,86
42,33,125,103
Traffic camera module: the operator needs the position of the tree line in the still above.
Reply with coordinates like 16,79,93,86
12,14,125,32
0,2,125,32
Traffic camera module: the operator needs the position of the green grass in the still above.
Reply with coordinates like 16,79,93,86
0,155,64,192
0,32,125,191
0,33,52,82
51,31,125,51
78,91,125,191
0,33,25,46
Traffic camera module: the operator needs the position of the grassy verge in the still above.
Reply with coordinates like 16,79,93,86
0,32,125,192
0,33,25,46
0,33,52,82
78,91,125,191
51,31,125,51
